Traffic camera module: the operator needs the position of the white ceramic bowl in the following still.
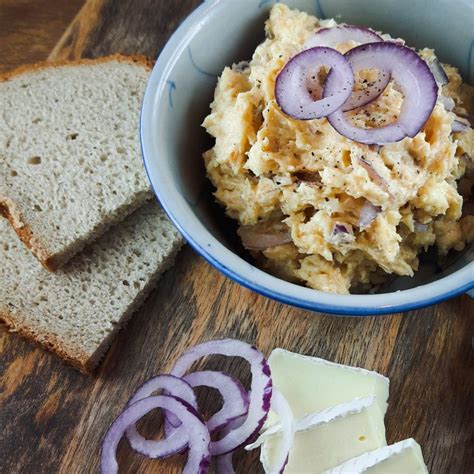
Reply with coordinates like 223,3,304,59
141,0,474,315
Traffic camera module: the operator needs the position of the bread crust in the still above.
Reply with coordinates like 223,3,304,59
0,309,92,372
0,54,154,271
0,199,55,270
0,53,153,83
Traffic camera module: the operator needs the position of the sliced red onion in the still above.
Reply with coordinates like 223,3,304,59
428,58,449,86
101,395,210,474
215,416,246,474
238,225,292,251
275,47,354,120
439,95,455,112
359,200,381,228
260,390,294,474
183,371,249,434
452,116,471,133
304,25,383,50
164,371,249,441
333,223,352,234
342,70,391,111
125,375,198,455
170,339,273,456
358,157,391,195
328,223,355,244
303,25,389,111
326,42,438,145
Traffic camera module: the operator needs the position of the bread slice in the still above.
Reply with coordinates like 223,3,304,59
0,201,184,372
0,55,153,270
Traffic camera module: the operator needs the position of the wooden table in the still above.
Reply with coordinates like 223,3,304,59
1,1,473,473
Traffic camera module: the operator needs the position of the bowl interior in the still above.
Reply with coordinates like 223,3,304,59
147,0,473,296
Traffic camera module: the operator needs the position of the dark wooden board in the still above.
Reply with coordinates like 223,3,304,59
1,1,473,473
0,0,83,72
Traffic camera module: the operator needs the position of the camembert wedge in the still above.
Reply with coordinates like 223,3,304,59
326,438,428,473
262,396,387,473
269,348,390,417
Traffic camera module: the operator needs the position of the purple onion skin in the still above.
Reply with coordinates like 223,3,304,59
199,455,211,474
280,455,290,474
218,354,273,453
261,357,271,376
233,353,273,450
334,223,351,234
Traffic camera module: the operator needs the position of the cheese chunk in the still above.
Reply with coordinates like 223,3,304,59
262,397,387,473
326,438,429,473
269,348,390,418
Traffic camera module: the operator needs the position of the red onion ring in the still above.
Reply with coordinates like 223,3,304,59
275,47,354,120
170,339,273,456
326,42,438,145
302,25,389,111
341,68,391,112
125,375,198,455
214,416,246,474
428,58,449,86
101,395,210,474
159,370,249,438
304,25,383,50
183,371,249,433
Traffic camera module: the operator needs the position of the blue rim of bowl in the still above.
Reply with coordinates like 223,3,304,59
140,0,474,316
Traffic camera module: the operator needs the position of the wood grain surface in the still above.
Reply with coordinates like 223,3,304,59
0,0,84,72
1,1,473,473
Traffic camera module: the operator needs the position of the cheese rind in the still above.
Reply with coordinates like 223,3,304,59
247,396,376,450
268,348,390,418
261,396,387,473
326,438,429,474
